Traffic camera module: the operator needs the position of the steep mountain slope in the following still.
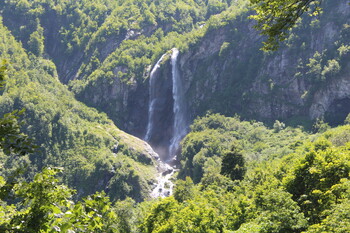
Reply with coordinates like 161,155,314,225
0,18,158,201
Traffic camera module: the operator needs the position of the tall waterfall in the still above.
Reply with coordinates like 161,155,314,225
169,48,187,159
144,53,168,142
145,48,187,198
145,48,187,159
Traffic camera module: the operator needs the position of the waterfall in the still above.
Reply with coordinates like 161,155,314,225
144,53,168,142
145,48,187,159
146,48,187,198
169,48,187,159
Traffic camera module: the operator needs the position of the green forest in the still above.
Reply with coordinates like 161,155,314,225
0,0,349,232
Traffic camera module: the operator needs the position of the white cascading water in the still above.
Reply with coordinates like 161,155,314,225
144,53,168,142
150,162,175,198
169,48,187,159
146,48,187,198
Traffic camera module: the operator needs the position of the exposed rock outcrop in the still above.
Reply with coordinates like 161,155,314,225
177,2,350,124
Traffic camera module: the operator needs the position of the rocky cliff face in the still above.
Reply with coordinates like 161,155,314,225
177,1,350,125
75,1,350,139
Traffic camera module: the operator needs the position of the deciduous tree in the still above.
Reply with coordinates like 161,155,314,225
250,0,320,50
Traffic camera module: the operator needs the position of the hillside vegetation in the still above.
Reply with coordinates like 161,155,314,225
0,0,349,232
0,16,158,202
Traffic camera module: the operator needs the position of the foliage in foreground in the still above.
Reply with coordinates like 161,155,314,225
0,167,121,232
1,114,349,232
